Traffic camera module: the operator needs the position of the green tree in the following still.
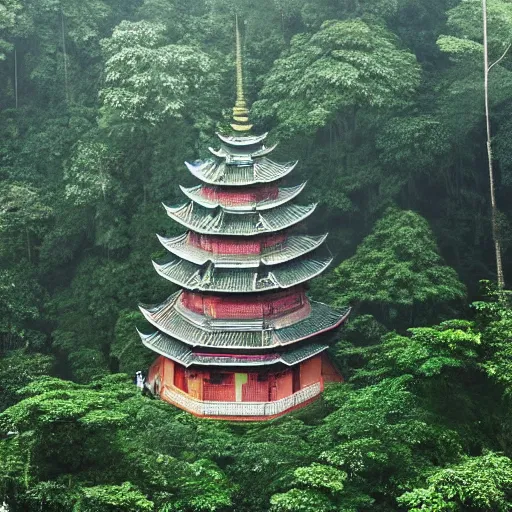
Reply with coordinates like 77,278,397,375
332,208,466,328
270,464,347,512
398,452,512,511
0,351,54,412
253,18,420,137
436,0,512,286
0,182,52,262
111,310,154,375
0,0,21,59
473,283,512,398
100,20,219,128
0,376,234,511
268,377,462,511
0,266,46,344
76,482,154,512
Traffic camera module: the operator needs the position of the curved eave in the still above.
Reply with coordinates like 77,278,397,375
151,254,333,293
208,143,278,159
179,182,307,211
163,202,317,236
185,159,298,186
252,144,279,159
139,294,351,350
157,233,328,268
216,132,268,147
139,330,328,368
257,183,307,211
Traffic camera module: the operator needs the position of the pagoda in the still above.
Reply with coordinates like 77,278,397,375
138,18,350,420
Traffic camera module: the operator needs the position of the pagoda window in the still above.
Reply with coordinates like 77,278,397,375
185,370,202,399
264,293,303,317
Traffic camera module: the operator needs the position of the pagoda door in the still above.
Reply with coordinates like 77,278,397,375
235,373,248,402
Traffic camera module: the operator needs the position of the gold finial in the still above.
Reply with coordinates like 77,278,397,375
231,15,253,133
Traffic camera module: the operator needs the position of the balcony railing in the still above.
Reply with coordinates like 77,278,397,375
162,382,322,417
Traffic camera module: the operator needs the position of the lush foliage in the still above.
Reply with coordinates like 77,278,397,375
1,0,512,510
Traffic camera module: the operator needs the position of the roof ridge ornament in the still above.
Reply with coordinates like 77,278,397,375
231,15,253,133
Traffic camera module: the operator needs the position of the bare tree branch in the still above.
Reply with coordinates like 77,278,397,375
488,42,512,72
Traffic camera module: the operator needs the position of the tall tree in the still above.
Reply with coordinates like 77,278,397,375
253,18,420,138
0,0,21,60
438,0,512,288
483,0,508,288
331,208,466,328
100,20,219,129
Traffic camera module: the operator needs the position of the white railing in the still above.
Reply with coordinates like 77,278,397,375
163,382,322,417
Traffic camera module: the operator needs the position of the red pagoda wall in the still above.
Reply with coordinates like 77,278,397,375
188,232,286,254
273,371,293,400
321,353,344,383
242,374,269,402
181,287,307,320
148,356,324,405
300,355,322,388
200,185,279,206
203,373,235,401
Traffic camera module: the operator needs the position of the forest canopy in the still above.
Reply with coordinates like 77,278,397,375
1,0,512,511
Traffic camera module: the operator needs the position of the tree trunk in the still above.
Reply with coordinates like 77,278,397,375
482,0,505,288
14,47,18,108
61,9,69,104
26,228,31,263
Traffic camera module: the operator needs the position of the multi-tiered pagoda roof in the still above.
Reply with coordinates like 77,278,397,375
139,17,350,420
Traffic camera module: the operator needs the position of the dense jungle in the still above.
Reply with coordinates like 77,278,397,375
2,0,512,510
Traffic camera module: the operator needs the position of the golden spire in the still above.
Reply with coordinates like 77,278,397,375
231,15,253,133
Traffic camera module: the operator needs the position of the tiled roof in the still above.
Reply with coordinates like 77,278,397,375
138,330,328,367
163,202,316,236
139,127,352,367
185,158,298,186
157,233,328,268
152,253,332,292
179,183,306,211
209,143,277,162
139,291,351,349
216,132,268,147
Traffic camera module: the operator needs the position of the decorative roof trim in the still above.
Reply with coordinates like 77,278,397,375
151,254,333,292
208,144,278,160
157,233,328,268
162,202,317,236
184,159,298,186
139,330,328,367
179,183,307,211
230,15,253,133
139,292,351,349
216,132,268,146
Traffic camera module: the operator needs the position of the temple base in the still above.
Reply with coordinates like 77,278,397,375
161,381,322,420
145,354,342,421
